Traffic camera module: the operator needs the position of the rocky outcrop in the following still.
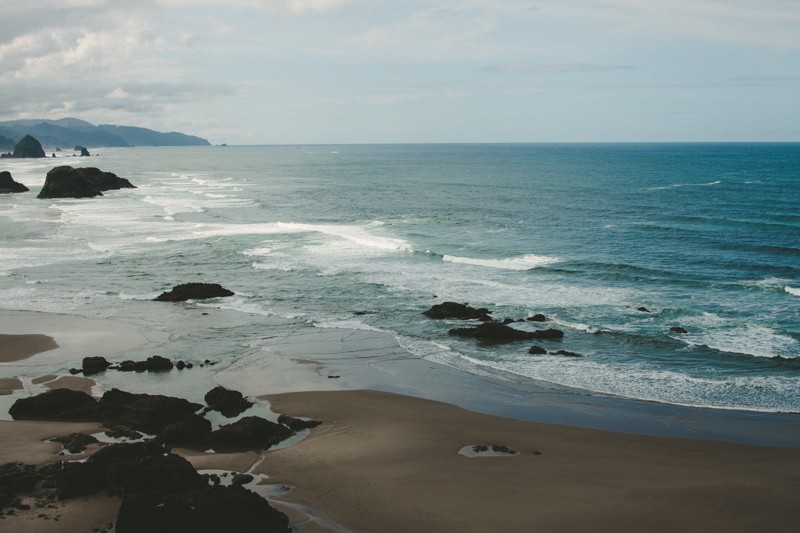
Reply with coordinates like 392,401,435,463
9,388,98,421
37,165,136,199
528,345,547,355
449,322,564,343
97,388,203,435
207,416,294,452
154,283,235,302
670,326,688,334
423,302,493,321
527,314,548,322
0,171,29,193
277,414,322,432
82,356,111,376
12,135,46,158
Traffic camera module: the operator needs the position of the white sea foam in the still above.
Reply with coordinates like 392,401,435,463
785,287,800,297
647,180,722,191
442,253,561,270
680,313,798,359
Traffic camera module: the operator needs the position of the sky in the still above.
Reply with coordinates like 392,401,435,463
1,0,799,144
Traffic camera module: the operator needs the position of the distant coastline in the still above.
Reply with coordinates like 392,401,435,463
0,117,210,150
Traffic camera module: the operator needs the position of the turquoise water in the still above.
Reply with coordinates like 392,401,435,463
1,143,798,412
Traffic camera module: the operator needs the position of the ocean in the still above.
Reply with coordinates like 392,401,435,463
1,143,798,416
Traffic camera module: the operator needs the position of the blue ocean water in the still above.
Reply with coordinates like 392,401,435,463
1,143,798,413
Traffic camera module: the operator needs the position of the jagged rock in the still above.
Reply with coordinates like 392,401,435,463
118,360,149,372
37,165,135,199
549,350,582,357
207,416,294,452
12,135,46,158
104,425,142,440
77,146,91,157
9,388,98,421
117,356,173,372
527,314,547,322
448,322,564,343
204,386,253,418
528,345,547,355
0,171,29,193
162,414,212,447
423,302,493,321
670,326,688,334
154,283,235,302
97,389,203,435
115,484,290,533
277,414,322,431
0,463,39,509
637,307,651,313
82,356,111,376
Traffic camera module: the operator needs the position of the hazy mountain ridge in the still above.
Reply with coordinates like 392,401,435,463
0,118,210,148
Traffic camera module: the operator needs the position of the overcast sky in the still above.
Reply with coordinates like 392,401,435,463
1,1,798,144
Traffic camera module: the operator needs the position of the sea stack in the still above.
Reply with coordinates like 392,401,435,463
12,135,46,158
0,171,29,193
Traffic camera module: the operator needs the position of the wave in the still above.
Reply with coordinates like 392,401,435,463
646,180,721,191
679,313,799,360
441,253,562,271
786,287,800,297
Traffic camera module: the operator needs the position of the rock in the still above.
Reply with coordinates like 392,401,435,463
204,386,253,418
154,283,235,302
9,389,98,421
501,318,516,325
115,484,290,533
82,356,111,376
12,135,46,158
549,350,582,357
207,416,294,452
97,389,204,435
51,433,99,454
145,355,174,371
0,463,39,509
423,301,493,321
37,166,135,199
491,444,517,454
670,326,688,334
528,345,547,355
118,360,149,372
448,322,564,343
76,146,91,157
231,473,254,485
104,425,142,440
277,414,322,431
162,414,212,447
0,171,29,193
527,313,547,322
637,307,651,313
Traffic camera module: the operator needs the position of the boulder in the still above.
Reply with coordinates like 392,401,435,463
116,355,174,372
448,322,564,343
162,413,212,447
97,388,203,435
9,388,98,421
0,171,29,193
50,433,99,454
12,135,46,158
207,416,294,452
37,166,135,199
204,386,253,418
549,350,582,357
82,356,111,376
527,314,547,322
423,302,493,321
528,345,547,355
154,283,235,302
670,326,688,334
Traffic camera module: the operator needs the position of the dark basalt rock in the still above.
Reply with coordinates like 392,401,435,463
9,388,98,421
528,345,547,355
162,413,212,447
154,283,235,302
670,326,688,334
0,463,39,509
117,355,174,372
97,388,203,435
207,416,294,452
637,307,651,313
82,356,111,376
277,414,322,431
423,301,493,321
449,322,564,343
527,313,548,322
12,135,46,158
51,433,99,454
231,473,254,485
116,484,290,533
37,165,135,199
204,386,253,418
0,171,29,193
549,350,582,357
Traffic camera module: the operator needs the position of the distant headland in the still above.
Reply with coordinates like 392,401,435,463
0,118,210,150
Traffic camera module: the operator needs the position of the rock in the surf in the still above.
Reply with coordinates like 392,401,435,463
154,283,235,302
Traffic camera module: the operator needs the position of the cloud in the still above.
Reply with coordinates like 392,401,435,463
484,64,637,74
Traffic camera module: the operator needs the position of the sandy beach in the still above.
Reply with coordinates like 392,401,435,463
1,312,799,532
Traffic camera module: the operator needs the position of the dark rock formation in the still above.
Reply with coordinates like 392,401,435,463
154,283,235,302
528,345,547,355
97,388,203,435
449,322,564,343
0,171,29,193
82,356,111,376
0,463,39,509
75,145,91,156
162,413,212,447
277,414,322,431
117,355,174,372
9,388,98,421
204,386,253,418
207,416,294,452
670,326,688,334
527,314,547,322
37,165,135,199
232,473,254,485
50,433,99,454
549,350,582,357
12,135,46,158
423,301,493,321
637,307,651,313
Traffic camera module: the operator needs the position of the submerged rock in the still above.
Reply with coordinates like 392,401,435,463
154,283,235,302
423,302,493,321
670,326,688,334
0,171,29,193
449,322,564,343
528,345,547,355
